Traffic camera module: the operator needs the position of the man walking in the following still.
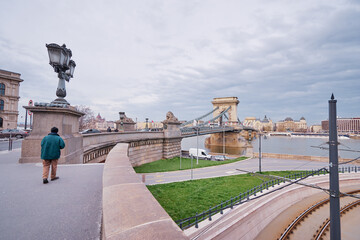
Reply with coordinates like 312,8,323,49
41,127,65,184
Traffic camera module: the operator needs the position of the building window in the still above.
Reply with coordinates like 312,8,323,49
0,100,4,110
0,83,5,95
0,117,2,128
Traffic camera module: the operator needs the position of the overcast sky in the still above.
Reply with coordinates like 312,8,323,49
1,0,359,125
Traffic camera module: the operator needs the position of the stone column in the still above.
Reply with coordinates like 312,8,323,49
162,111,182,159
19,106,84,164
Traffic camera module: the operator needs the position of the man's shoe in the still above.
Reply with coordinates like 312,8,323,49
51,177,59,181
43,179,49,184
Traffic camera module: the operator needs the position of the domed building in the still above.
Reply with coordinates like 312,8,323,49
276,117,307,132
243,115,274,132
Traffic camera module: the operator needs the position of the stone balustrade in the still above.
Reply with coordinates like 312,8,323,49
82,131,182,166
82,131,163,151
102,143,188,240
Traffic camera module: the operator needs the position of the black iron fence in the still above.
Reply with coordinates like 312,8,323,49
176,167,360,230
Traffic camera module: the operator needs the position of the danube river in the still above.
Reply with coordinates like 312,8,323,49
182,135,360,159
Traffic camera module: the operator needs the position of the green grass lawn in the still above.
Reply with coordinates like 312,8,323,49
147,171,308,222
134,156,248,173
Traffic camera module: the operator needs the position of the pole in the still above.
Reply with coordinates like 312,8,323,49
180,148,182,170
223,125,225,155
8,132,12,151
30,114,33,130
329,93,341,240
196,127,199,165
24,109,28,130
191,155,193,180
259,133,262,173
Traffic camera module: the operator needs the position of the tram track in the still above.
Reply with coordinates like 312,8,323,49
279,190,360,240
314,199,360,240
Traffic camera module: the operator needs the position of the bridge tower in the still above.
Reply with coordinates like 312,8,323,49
212,97,239,125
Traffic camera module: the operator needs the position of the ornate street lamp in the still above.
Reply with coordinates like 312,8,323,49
46,43,76,105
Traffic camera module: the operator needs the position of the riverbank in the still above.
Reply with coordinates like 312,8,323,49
253,152,359,165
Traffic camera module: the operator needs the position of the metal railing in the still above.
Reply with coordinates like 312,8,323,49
176,167,360,230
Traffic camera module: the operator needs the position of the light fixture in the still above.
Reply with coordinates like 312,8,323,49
46,43,76,105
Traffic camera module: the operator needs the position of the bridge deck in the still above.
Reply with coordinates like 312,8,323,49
0,148,104,240
181,126,238,137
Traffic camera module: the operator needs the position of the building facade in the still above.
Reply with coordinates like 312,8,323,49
0,69,23,130
243,116,274,131
94,113,117,130
321,118,360,133
276,117,307,132
310,125,322,133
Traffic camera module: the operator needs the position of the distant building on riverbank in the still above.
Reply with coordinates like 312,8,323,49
0,69,23,130
322,117,360,134
94,113,116,130
137,121,163,130
310,125,322,133
243,115,274,131
275,117,307,132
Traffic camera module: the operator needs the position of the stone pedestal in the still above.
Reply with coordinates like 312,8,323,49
19,106,84,164
205,132,252,155
162,112,182,159
116,122,136,132
115,112,136,131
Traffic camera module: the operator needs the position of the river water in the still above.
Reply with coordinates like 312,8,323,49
182,135,360,159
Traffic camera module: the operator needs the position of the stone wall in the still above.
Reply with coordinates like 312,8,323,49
163,138,182,159
128,139,164,166
102,143,188,240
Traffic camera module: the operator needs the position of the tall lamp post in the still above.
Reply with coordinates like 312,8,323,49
145,118,149,131
46,43,76,105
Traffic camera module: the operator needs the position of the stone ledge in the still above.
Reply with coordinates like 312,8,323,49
102,143,188,240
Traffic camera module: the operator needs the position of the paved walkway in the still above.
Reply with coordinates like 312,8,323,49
141,157,357,185
0,149,104,240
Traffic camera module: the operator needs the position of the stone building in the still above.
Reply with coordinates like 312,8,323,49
276,117,307,132
321,117,360,133
243,115,274,131
137,121,163,130
0,69,23,130
95,113,116,130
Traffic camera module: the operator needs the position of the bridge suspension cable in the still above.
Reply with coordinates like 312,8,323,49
197,106,231,127
181,106,219,127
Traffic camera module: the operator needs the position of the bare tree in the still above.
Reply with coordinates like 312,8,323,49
75,105,96,131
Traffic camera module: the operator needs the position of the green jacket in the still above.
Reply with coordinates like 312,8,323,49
41,133,65,160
